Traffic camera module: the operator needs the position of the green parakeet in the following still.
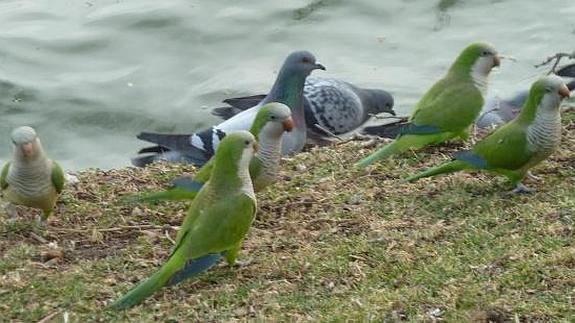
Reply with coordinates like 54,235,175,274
134,102,293,202
356,42,501,168
1,126,64,220
110,131,258,309
406,75,570,193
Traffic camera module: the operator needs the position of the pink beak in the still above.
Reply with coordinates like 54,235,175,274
559,85,570,99
21,142,34,157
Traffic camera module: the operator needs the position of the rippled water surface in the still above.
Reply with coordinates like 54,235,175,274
1,0,574,170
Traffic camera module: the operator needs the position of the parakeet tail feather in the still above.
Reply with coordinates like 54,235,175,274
405,160,467,182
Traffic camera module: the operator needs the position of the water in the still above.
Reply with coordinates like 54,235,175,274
0,0,573,170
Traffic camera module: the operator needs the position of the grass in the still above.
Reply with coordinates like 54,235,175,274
1,113,574,321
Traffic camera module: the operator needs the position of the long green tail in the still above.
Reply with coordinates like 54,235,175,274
109,254,185,310
405,160,467,182
355,133,448,168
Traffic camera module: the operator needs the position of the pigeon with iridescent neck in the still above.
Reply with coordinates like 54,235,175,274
476,64,575,128
212,76,395,144
132,51,325,167
131,103,293,203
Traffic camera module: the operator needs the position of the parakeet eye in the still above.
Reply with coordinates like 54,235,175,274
545,87,552,93
244,140,250,146
270,115,276,120
481,50,490,56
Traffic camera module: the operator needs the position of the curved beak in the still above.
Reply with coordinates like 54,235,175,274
559,85,570,99
493,55,501,67
314,62,326,71
21,142,34,157
282,118,294,132
252,142,258,153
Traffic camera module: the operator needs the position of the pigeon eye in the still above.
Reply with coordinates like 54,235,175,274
301,57,311,64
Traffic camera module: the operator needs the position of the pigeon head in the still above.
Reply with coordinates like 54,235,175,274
282,51,326,77
11,126,43,160
368,89,395,116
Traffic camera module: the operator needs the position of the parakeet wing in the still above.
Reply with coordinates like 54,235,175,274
51,161,65,193
1,162,11,190
411,78,483,132
469,123,533,170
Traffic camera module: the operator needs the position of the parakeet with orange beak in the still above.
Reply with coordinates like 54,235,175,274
407,75,570,193
134,102,293,202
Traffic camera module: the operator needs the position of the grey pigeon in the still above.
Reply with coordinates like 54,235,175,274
132,50,325,167
476,64,575,128
212,76,395,144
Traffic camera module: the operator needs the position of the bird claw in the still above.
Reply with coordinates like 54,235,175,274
3,203,21,219
35,215,47,228
509,183,535,195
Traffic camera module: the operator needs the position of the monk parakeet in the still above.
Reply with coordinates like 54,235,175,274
133,102,293,203
0,126,65,220
406,75,570,193
111,131,258,309
356,42,500,168
132,51,325,167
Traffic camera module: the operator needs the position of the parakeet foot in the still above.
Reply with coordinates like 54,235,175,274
35,215,47,228
3,203,21,219
510,183,535,194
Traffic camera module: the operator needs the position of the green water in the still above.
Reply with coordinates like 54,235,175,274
0,0,573,170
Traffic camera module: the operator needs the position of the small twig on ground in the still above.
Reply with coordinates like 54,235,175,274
29,232,49,244
313,124,344,141
534,51,575,73
370,115,409,122
37,311,60,323
49,224,179,234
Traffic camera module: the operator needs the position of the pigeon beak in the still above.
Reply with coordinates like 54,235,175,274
558,85,570,99
314,62,326,71
493,55,501,67
21,142,34,157
282,118,294,132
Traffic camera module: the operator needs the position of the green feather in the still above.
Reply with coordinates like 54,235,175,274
355,132,454,168
0,162,10,190
51,161,65,194
406,160,468,182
